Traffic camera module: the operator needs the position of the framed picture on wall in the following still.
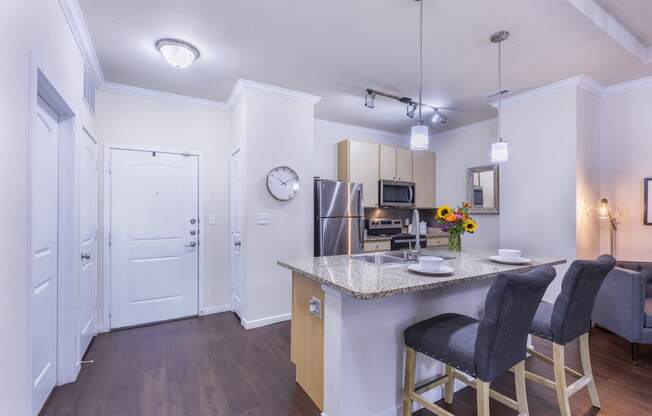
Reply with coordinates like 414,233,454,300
645,178,652,225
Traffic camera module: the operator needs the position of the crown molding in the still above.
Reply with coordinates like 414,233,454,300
490,75,606,108
227,79,322,110
567,0,652,64
58,0,105,84
603,75,652,96
99,82,230,111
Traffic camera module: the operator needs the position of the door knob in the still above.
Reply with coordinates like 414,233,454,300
234,241,241,247
185,241,197,248
81,253,91,260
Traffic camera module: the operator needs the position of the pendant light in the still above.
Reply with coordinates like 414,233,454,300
490,31,509,163
410,0,429,151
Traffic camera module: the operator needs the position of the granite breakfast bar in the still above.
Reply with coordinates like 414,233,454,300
278,249,566,416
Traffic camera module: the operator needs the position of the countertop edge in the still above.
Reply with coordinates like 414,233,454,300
278,259,567,300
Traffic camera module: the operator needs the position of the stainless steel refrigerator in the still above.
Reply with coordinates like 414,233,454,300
314,179,364,256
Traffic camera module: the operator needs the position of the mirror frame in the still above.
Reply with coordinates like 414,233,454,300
466,164,499,214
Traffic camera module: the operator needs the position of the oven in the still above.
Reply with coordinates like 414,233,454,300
379,179,416,208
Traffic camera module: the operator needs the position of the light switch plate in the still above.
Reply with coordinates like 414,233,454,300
208,214,216,225
257,212,270,225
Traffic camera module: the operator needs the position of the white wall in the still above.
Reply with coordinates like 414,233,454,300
431,119,500,249
96,91,233,321
500,84,578,300
600,80,652,261
235,88,318,327
1,1,96,414
313,119,407,180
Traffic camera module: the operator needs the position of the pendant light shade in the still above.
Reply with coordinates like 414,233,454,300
410,125,429,150
491,140,508,162
490,30,509,163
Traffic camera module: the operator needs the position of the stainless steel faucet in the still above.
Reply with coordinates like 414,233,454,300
408,208,421,260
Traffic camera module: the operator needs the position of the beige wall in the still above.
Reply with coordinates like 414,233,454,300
96,91,232,324
600,82,652,261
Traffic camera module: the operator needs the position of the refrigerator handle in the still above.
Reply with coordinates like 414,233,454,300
359,218,364,250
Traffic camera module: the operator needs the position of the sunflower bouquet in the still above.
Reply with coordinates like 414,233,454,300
435,202,477,252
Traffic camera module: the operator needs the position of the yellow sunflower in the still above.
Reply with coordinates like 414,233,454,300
464,219,478,233
436,205,452,220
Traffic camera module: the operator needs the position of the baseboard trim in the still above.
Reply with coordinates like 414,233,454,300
242,313,291,329
200,304,232,316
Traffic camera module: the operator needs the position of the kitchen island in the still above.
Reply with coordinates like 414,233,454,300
278,249,566,416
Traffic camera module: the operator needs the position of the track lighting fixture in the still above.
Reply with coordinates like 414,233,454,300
365,90,376,108
406,102,417,119
432,110,447,125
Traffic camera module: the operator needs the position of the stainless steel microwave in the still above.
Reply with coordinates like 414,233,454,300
379,179,416,208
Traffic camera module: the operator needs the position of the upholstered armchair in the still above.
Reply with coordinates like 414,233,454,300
592,261,652,363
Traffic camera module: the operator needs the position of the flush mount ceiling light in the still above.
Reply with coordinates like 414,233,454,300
410,0,429,151
490,30,509,163
156,38,200,69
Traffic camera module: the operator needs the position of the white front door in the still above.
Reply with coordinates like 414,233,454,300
78,129,98,357
31,96,59,414
230,150,243,317
109,149,199,329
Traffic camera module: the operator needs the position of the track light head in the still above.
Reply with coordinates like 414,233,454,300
432,110,448,125
406,102,417,118
365,90,376,108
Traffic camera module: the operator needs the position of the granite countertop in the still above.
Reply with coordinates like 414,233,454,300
278,249,566,300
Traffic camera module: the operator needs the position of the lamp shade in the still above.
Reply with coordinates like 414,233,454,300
491,140,508,163
410,125,429,150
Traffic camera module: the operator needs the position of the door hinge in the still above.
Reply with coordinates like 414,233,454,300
108,233,112,246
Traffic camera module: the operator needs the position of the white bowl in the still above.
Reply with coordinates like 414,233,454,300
498,249,522,260
419,256,444,271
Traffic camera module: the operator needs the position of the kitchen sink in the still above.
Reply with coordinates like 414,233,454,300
351,253,407,265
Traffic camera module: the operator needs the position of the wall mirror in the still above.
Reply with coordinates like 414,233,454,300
466,164,499,214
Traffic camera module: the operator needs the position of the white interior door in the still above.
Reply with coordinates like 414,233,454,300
78,129,98,357
230,151,242,317
31,96,59,414
109,149,199,329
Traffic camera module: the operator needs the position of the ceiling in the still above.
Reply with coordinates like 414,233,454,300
596,0,652,46
79,0,652,134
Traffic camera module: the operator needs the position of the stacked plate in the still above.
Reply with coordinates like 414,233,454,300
408,256,454,276
489,249,532,265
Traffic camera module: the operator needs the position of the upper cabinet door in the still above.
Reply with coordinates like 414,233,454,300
379,145,397,180
343,140,380,208
397,148,413,182
413,151,436,208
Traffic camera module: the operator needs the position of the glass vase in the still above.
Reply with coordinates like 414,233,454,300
448,233,462,252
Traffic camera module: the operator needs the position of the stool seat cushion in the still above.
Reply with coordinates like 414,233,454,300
404,313,479,377
530,301,554,341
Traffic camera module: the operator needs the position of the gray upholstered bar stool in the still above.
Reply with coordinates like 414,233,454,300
402,266,556,416
527,255,616,416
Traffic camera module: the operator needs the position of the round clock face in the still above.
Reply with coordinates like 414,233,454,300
266,166,300,201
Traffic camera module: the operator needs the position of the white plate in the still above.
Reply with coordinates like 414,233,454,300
408,264,454,276
489,255,532,265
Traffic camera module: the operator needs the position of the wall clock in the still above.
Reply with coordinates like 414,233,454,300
266,166,300,201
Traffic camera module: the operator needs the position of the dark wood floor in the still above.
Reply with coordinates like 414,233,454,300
42,313,651,416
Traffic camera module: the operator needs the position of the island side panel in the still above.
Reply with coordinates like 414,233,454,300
329,278,494,416
291,272,325,410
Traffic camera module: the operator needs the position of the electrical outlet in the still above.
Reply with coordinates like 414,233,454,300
257,212,270,225
208,214,216,225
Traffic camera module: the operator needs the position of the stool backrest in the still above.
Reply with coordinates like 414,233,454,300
551,255,616,344
475,265,556,382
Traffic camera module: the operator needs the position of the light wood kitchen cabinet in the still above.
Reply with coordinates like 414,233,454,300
379,145,397,180
397,147,413,181
379,145,413,182
413,150,436,208
337,140,380,207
